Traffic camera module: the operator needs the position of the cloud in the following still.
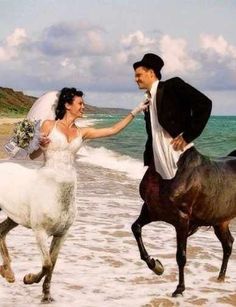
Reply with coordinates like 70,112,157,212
35,23,107,57
0,28,27,61
198,34,236,90
119,32,200,77
1,24,236,98
200,34,236,59
120,31,157,62
159,35,200,74
86,30,105,53
121,31,155,48
6,28,27,47
60,57,76,70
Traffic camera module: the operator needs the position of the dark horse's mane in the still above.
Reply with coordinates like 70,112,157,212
177,146,236,174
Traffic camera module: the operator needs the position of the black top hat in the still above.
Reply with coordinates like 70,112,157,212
133,53,164,77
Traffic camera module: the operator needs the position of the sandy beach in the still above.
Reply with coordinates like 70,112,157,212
0,117,236,306
0,117,23,159
0,118,24,125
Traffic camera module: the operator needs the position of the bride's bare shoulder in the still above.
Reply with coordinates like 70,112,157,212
41,120,56,134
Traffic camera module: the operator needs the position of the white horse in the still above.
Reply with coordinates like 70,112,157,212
0,122,82,302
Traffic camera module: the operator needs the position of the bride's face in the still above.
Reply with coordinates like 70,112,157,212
67,96,85,118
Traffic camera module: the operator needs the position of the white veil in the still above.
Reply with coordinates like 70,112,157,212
27,91,60,124
4,91,61,159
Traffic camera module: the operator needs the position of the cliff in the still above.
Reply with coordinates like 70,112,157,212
0,87,127,116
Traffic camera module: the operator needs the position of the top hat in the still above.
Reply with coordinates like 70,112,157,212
133,53,164,75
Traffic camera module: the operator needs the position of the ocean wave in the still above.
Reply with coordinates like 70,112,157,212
76,145,146,179
75,118,102,127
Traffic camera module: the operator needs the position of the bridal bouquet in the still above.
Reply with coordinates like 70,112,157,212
14,119,35,148
4,119,41,158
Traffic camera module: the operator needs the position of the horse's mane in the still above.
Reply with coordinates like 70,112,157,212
177,147,203,172
177,147,236,174
173,147,225,203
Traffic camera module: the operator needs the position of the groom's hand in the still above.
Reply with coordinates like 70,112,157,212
170,135,187,151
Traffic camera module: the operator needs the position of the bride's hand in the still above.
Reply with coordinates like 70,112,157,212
131,99,150,116
39,134,50,148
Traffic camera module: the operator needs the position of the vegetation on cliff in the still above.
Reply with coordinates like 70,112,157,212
0,87,36,116
0,87,127,117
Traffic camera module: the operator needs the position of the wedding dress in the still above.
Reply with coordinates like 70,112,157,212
0,122,83,233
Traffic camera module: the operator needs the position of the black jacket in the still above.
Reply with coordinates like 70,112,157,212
144,77,212,166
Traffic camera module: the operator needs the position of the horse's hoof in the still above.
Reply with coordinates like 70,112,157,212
172,291,183,297
151,259,164,275
172,286,184,297
23,273,35,284
6,274,15,283
41,295,55,304
217,275,225,282
0,265,15,283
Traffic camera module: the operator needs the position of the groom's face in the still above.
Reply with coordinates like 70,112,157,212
134,66,154,90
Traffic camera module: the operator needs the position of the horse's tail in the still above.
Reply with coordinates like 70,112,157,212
228,150,236,157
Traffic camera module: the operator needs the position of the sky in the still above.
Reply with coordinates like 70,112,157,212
0,0,236,114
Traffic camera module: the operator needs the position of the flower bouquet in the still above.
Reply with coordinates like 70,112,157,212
4,119,41,159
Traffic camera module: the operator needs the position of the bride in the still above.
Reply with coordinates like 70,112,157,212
0,87,148,302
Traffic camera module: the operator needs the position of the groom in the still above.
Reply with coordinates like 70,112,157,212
133,53,212,179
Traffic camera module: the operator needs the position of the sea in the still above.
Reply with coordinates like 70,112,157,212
1,114,236,306
79,114,236,169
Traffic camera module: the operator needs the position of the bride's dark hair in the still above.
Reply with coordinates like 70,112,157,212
55,87,84,120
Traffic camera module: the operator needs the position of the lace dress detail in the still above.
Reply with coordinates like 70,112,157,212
41,125,83,182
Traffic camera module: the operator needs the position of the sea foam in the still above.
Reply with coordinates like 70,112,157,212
75,118,146,179
77,145,146,180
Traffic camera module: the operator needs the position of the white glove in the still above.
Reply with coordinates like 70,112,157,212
131,99,150,117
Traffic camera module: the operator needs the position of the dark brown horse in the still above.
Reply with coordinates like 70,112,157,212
131,147,236,297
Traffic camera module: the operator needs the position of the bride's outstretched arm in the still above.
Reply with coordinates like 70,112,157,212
82,100,149,140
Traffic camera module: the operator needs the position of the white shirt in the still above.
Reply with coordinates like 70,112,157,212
148,80,193,179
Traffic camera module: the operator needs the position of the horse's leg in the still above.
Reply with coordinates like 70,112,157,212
23,229,52,285
131,203,164,275
41,233,68,303
214,222,234,281
0,218,18,283
172,216,189,297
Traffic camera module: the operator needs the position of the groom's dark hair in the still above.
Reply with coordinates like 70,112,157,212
55,87,83,120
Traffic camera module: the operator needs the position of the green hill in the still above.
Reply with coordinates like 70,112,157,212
0,87,36,116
